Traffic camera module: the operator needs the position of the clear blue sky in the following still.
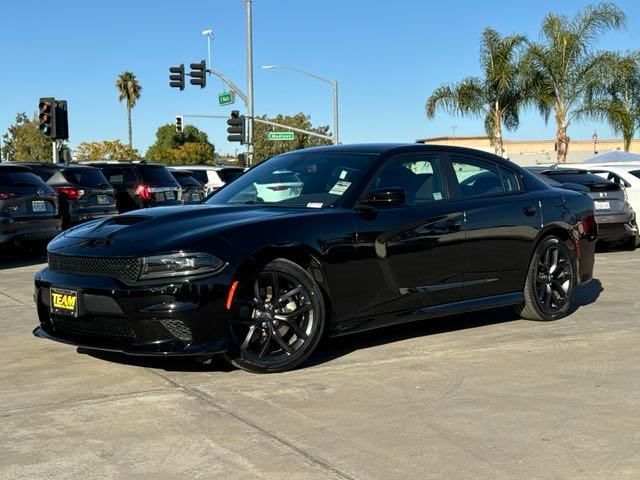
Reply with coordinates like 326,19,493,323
1,0,639,156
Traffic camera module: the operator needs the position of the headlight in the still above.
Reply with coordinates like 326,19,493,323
139,252,225,280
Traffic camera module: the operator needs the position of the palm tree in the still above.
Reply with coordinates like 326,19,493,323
581,52,640,152
426,28,527,156
524,3,626,162
116,72,142,148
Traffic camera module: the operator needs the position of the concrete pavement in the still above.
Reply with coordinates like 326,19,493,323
1,252,639,479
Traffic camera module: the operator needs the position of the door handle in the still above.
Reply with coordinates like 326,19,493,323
522,206,537,216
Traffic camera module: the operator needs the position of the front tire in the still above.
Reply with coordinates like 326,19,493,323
516,236,575,321
224,259,326,373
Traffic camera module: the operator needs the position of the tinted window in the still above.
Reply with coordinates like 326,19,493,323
138,165,177,185
452,158,510,197
0,170,48,187
190,170,209,184
30,169,54,182
208,152,377,207
172,172,201,187
630,170,640,180
498,166,521,192
100,166,137,185
62,168,110,187
370,154,445,204
217,168,244,184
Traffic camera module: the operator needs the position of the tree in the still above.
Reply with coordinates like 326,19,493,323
524,3,626,162
145,124,215,164
253,113,332,163
116,71,142,148
581,52,640,152
426,28,528,156
1,113,52,162
74,140,141,161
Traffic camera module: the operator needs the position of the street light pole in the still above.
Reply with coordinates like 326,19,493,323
262,64,340,144
246,0,255,164
201,29,213,69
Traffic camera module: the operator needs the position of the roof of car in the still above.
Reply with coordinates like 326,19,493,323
0,164,32,172
171,164,243,171
6,162,97,170
80,161,166,168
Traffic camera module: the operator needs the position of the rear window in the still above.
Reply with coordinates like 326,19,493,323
138,165,176,185
217,168,244,184
190,170,209,184
100,166,137,185
256,171,301,185
630,170,640,180
171,172,202,187
545,172,619,187
0,170,48,187
62,168,110,188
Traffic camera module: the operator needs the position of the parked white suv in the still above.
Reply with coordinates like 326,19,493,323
171,165,245,195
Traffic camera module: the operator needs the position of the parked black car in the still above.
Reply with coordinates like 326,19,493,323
169,169,206,204
16,162,118,229
0,165,60,249
82,161,182,213
533,168,638,249
34,144,596,373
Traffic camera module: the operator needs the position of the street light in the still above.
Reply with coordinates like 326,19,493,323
201,28,214,70
262,64,339,144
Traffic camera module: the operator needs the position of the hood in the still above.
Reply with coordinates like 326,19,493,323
49,204,318,256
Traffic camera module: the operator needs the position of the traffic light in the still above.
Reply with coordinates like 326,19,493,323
54,100,69,140
169,64,185,90
227,110,245,144
38,98,56,138
175,115,183,133
189,60,207,88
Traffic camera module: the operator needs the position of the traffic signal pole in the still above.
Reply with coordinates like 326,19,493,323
246,0,255,166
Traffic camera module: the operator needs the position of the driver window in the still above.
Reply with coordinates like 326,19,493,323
371,154,445,205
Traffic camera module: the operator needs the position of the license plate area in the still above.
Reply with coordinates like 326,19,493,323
50,287,78,317
191,192,201,201
595,200,610,210
97,195,110,204
32,200,46,213
164,190,176,200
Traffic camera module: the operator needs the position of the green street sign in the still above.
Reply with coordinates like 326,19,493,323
218,91,234,106
267,131,295,141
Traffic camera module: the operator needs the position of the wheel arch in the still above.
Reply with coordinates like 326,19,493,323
523,223,577,288
231,243,335,323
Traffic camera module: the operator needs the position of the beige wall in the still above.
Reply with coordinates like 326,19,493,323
417,136,640,166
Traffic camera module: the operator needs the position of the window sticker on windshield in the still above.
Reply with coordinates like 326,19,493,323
329,180,351,195
307,202,323,208
339,170,348,179
433,192,442,200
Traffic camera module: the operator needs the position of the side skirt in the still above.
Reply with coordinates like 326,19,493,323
329,292,524,337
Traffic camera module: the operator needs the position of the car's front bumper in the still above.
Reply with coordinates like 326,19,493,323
33,267,232,356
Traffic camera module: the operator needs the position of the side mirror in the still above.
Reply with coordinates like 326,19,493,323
365,187,406,207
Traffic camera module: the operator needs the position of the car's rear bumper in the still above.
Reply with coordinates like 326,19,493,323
597,220,638,243
68,210,118,226
0,217,61,245
577,237,596,284
33,267,232,356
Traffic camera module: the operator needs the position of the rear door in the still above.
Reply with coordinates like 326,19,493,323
99,165,139,212
446,154,541,300
354,152,466,322
56,168,116,213
137,165,182,206
0,169,58,220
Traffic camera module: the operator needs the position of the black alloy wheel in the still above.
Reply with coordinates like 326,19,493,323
225,259,325,373
517,236,575,321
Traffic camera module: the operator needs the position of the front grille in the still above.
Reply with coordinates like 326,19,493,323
51,315,136,340
160,319,193,342
48,253,142,283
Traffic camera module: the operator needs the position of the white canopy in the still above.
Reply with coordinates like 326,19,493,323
583,151,640,164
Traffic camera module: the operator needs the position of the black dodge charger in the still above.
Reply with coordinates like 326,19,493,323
34,144,597,373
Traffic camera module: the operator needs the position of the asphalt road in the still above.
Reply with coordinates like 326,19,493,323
1,251,639,479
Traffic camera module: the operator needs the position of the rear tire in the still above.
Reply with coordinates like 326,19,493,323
516,236,575,321
224,259,325,373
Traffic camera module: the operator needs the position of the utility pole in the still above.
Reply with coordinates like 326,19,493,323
246,0,255,165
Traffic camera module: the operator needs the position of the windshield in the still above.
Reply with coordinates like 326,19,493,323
207,151,377,207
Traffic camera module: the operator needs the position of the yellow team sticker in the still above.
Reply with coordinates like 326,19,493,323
51,288,78,314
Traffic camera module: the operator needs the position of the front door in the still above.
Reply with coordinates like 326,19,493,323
352,152,466,326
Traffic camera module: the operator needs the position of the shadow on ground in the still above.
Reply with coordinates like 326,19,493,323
80,279,602,373
0,252,46,270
